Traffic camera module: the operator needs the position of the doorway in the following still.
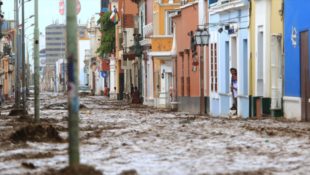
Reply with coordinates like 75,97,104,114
257,31,264,96
300,31,310,121
231,37,237,69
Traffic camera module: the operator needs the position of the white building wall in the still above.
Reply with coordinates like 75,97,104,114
255,0,271,97
78,39,91,86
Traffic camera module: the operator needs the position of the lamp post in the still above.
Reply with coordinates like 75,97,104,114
21,0,27,114
194,27,210,114
14,0,21,109
34,0,40,122
20,0,33,113
133,33,143,101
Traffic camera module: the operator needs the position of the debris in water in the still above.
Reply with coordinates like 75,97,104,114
10,124,63,143
43,164,103,175
119,169,138,175
21,162,36,169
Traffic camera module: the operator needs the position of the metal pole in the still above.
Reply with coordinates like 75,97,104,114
14,0,20,108
200,46,205,114
34,0,40,122
198,0,206,115
26,46,29,96
139,56,142,101
66,0,80,166
21,0,26,112
63,50,65,92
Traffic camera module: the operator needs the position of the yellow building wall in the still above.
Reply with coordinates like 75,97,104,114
159,6,178,35
249,0,283,97
271,0,283,37
153,2,179,35
249,0,256,96
153,59,163,98
162,0,181,3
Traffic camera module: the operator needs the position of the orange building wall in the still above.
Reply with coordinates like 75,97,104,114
119,0,138,15
173,3,209,98
1,57,9,97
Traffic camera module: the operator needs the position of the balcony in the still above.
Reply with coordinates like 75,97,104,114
209,0,248,14
151,36,173,52
143,23,153,38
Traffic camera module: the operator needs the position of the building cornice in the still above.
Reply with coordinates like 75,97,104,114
209,0,249,14
150,35,173,38
180,1,198,10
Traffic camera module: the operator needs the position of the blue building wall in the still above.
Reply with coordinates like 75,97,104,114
284,0,310,97
209,4,249,118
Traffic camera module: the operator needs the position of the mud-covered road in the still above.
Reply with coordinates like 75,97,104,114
1,93,310,175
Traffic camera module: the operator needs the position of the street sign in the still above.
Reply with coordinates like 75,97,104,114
101,71,107,78
59,0,64,15
59,0,81,15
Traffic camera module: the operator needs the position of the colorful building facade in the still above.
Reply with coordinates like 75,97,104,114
173,1,209,114
209,0,250,118
284,0,310,121
249,0,284,118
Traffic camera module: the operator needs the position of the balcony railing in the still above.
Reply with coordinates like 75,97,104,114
219,0,239,4
209,0,248,13
143,23,153,37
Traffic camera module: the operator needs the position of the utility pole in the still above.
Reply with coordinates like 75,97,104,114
34,0,40,122
14,0,21,109
21,0,27,113
67,0,80,166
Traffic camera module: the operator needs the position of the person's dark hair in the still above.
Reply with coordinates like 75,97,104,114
230,68,237,72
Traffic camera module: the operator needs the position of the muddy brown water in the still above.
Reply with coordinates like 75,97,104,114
1,93,310,175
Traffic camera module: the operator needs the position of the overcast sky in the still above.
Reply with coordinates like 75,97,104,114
3,0,100,35
2,0,100,70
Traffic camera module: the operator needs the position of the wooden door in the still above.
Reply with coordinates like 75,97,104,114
300,31,310,121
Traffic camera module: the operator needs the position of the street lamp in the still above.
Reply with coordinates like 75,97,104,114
133,33,143,102
133,33,143,56
194,26,210,114
194,28,210,46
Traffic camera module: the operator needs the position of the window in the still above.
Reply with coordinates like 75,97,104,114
166,11,178,35
46,48,66,52
209,0,218,6
47,43,65,46
46,32,63,35
210,43,218,92
46,37,64,40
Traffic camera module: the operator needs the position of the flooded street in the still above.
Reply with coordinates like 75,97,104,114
1,93,310,175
